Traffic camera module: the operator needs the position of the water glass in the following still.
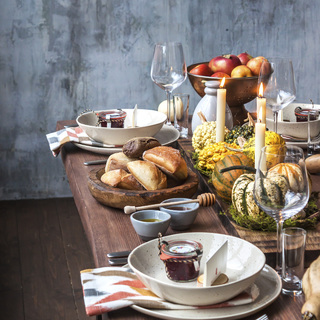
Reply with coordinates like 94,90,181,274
281,227,306,296
173,93,190,138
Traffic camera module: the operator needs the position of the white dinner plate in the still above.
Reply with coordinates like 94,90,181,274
73,125,180,155
131,264,281,320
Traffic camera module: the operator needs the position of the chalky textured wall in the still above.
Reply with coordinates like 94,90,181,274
1,0,319,200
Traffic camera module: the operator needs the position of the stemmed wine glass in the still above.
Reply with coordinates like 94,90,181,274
151,42,187,126
253,145,309,274
258,58,296,133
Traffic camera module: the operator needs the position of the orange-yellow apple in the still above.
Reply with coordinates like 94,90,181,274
189,63,213,76
247,56,266,76
209,54,241,76
211,72,231,78
231,65,253,78
237,52,253,65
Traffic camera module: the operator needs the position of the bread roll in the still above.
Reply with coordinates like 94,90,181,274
105,152,136,172
118,173,144,190
127,160,167,191
101,169,127,187
122,137,161,158
101,169,144,190
143,146,188,181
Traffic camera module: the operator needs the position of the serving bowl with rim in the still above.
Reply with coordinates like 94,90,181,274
128,232,266,306
76,108,167,145
187,62,259,124
266,102,320,140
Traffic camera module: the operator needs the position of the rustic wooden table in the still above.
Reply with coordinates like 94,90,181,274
57,120,320,320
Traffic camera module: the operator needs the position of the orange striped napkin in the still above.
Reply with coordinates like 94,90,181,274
80,267,259,317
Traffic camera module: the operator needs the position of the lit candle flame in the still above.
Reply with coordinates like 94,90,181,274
220,77,226,88
258,83,264,97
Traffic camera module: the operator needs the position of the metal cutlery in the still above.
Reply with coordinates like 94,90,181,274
84,159,107,166
256,314,269,320
107,250,131,265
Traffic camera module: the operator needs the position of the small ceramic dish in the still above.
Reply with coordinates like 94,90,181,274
76,109,167,145
266,102,320,139
128,232,266,306
160,198,199,230
130,210,171,241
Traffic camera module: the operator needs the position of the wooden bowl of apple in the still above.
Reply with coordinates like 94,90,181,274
187,53,266,108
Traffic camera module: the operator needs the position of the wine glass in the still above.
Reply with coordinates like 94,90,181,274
253,145,309,274
258,58,296,133
151,42,187,126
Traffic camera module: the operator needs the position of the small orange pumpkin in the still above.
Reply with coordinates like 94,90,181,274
212,153,254,202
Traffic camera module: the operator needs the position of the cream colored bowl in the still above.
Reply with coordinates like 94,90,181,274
128,232,266,306
266,102,320,139
76,109,167,145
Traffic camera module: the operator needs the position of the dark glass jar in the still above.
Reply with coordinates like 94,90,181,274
159,240,203,282
96,109,127,128
294,107,319,122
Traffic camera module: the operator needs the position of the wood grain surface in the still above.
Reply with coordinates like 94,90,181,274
88,167,199,209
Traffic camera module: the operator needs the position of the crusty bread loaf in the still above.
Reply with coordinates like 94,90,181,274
142,146,188,181
122,137,161,158
101,168,143,190
127,160,167,191
105,152,136,172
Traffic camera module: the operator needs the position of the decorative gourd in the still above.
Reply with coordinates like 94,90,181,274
302,255,320,320
268,163,311,197
212,154,254,202
232,174,262,218
242,131,286,165
232,172,289,218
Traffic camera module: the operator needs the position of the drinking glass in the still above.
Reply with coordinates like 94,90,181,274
151,42,187,126
253,145,309,274
258,58,296,133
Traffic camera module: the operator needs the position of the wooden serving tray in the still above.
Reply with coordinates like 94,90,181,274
88,167,199,209
177,139,320,257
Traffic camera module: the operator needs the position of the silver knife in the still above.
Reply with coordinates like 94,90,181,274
84,159,107,166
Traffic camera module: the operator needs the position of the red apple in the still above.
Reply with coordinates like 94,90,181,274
189,63,213,76
209,54,242,76
237,52,253,65
247,56,267,76
231,65,253,78
211,72,231,78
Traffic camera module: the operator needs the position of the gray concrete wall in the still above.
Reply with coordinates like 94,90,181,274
1,0,319,200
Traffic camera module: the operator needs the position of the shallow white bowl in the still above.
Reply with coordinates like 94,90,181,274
128,232,266,306
76,109,167,145
266,102,320,139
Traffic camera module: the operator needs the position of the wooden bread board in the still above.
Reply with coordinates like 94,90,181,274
177,138,320,258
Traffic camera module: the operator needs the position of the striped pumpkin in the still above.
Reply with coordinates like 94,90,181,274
268,163,311,196
211,153,254,202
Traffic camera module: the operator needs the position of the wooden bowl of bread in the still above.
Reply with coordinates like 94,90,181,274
88,137,199,209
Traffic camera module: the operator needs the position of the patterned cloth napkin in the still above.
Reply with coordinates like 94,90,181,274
80,267,259,317
46,126,118,157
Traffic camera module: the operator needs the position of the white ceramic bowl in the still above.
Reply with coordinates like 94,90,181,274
76,109,167,145
266,102,320,139
128,232,266,306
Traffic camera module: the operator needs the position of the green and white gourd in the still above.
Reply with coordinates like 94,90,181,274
232,172,290,218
